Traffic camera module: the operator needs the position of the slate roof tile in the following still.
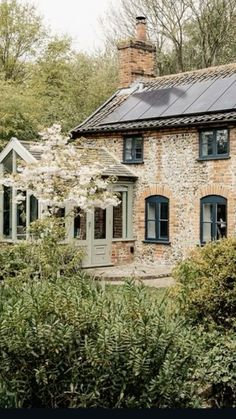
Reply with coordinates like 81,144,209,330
19,141,137,179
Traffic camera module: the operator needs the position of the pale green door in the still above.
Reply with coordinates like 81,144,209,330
90,206,112,266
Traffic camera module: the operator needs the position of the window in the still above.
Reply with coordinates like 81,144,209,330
145,195,169,242
113,191,128,239
16,190,26,240
199,128,229,159
74,208,86,240
201,195,227,244
3,187,38,240
123,136,143,163
3,186,12,238
2,151,39,241
94,208,106,239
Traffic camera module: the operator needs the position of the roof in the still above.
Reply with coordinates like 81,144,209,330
0,138,137,179
75,145,137,178
71,63,236,135
0,138,38,165
20,141,43,160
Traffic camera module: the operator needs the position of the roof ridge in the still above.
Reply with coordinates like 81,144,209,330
142,62,236,84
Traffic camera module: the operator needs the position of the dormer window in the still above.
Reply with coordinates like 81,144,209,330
199,128,229,159
123,136,143,163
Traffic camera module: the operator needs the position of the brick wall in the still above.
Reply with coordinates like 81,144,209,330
117,40,156,88
77,125,236,265
111,241,135,265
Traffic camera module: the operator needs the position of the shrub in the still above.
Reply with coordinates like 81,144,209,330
194,330,236,408
171,238,236,330
0,218,83,282
170,238,236,408
0,276,201,408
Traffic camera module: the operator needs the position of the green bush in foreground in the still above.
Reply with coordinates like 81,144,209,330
0,276,200,408
172,238,236,330
195,330,236,408
0,218,83,282
170,238,236,407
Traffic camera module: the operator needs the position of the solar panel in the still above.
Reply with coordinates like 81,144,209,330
182,76,236,115
207,79,236,112
159,80,213,117
121,86,188,121
119,89,167,122
100,73,236,125
103,94,142,124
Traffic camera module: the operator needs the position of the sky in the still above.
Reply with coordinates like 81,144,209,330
31,0,120,53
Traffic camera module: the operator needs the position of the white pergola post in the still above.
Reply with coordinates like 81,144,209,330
12,151,17,241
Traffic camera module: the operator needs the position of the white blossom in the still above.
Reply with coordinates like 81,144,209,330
0,124,119,213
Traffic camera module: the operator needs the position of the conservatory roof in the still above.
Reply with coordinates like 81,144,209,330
0,138,137,179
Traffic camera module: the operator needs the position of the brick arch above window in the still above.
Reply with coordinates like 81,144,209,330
196,184,231,201
139,185,173,201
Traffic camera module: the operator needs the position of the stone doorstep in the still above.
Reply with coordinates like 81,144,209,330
92,273,172,281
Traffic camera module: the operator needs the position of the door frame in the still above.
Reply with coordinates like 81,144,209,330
82,206,113,267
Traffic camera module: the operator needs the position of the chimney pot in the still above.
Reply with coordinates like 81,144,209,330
136,16,147,41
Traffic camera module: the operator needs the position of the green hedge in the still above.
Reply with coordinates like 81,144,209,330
172,238,236,330
0,276,200,408
170,238,236,407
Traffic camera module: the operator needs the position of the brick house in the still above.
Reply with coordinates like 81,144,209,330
70,17,236,266
1,17,236,267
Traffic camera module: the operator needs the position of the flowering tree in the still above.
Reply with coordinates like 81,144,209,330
1,124,119,213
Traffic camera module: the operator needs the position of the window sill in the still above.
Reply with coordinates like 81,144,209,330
112,238,135,242
121,161,144,165
197,155,230,161
143,240,171,245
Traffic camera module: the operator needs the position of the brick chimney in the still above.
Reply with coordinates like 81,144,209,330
117,16,156,88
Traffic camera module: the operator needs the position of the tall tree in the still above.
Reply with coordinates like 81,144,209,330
0,0,46,81
101,0,236,74
0,78,42,146
29,38,118,132
185,0,236,68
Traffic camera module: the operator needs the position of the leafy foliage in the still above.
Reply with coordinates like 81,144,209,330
0,0,45,81
0,218,83,281
170,239,236,408
194,330,236,408
0,79,42,144
171,238,236,330
0,1,118,147
0,276,200,408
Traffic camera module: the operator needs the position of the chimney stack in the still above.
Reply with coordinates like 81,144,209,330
117,16,156,89
136,16,147,41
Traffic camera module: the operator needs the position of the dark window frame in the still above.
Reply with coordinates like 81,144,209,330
123,135,143,163
200,195,227,244
199,127,229,160
145,195,169,243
